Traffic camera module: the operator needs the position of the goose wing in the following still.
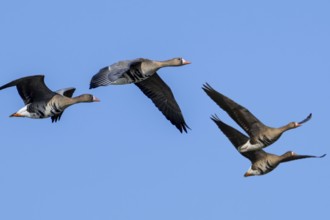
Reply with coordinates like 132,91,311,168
55,87,76,97
135,73,189,133
0,75,55,105
203,83,265,139
90,59,145,88
210,114,267,162
281,153,326,163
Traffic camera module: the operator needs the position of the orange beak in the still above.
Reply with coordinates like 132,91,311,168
244,172,252,177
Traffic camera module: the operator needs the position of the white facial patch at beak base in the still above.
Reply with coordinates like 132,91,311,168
182,58,191,65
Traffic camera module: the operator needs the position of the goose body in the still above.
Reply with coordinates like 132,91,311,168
211,115,325,177
203,83,312,152
90,58,158,86
90,57,191,133
0,75,99,122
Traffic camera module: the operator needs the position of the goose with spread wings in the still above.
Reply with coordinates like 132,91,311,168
0,75,99,122
90,57,191,133
203,83,311,152
211,115,325,177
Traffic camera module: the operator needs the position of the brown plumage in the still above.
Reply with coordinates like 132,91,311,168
203,83,312,152
0,75,99,122
211,115,326,177
90,57,191,133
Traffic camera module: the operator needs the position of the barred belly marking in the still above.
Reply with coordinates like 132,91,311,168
44,101,63,118
255,160,276,175
123,69,150,84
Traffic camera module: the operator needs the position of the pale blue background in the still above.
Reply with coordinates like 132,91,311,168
0,1,329,219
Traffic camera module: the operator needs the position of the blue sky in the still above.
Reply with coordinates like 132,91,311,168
0,0,329,219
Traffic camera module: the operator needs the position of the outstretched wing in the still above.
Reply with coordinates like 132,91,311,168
0,75,55,105
281,153,326,163
203,83,265,139
90,59,144,88
135,73,189,133
55,87,76,98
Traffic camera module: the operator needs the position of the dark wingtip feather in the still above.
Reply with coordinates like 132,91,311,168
210,114,225,130
202,82,214,93
298,113,313,124
319,154,326,158
89,76,99,89
202,83,219,101
178,122,190,133
0,74,46,90
210,114,225,127
210,114,219,121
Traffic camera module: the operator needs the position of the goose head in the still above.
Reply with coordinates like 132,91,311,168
178,57,191,65
166,57,191,66
284,151,295,157
289,113,313,129
289,122,301,128
74,94,100,103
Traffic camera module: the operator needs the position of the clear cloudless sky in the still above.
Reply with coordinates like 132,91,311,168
0,0,329,219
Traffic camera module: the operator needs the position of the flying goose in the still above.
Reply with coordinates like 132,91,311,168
0,75,99,122
211,115,325,177
90,57,191,133
202,83,311,152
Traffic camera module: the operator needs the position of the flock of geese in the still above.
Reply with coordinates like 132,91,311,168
0,57,325,177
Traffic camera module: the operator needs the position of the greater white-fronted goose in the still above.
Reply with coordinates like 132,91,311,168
202,83,312,152
0,75,100,122
211,115,325,177
90,57,191,133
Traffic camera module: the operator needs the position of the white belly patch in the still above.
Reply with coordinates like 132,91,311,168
238,140,264,153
